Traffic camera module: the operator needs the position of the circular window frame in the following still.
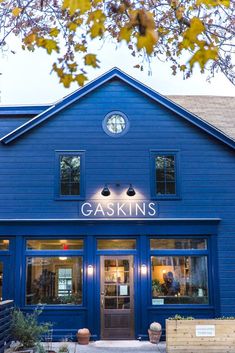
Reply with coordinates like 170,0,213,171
102,111,130,137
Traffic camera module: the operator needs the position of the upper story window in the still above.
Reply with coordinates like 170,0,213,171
151,151,180,199
102,111,129,137
55,151,85,200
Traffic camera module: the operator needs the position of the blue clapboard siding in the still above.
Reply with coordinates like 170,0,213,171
0,78,234,337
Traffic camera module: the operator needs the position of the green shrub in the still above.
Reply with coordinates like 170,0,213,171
11,308,51,348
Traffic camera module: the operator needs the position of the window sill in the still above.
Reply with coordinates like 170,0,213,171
151,195,182,201
55,196,85,201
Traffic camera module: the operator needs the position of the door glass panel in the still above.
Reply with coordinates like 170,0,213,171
118,297,130,309
103,258,131,310
0,262,3,301
105,298,117,309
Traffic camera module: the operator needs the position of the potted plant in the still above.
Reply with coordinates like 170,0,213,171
148,322,162,344
77,328,90,345
11,308,51,352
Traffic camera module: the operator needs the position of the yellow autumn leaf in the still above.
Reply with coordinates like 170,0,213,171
189,46,218,69
68,22,78,31
75,43,87,52
68,62,77,72
50,28,60,37
136,29,158,55
84,53,99,68
90,22,105,38
60,74,73,88
12,7,22,16
23,33,36,45
118,27,132,42
196,0,230,7
74,74,88,86
62,0,91,15
37,38,59,54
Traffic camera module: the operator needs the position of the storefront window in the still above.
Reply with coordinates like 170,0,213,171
27,239,83,250
151,256,208,304
26,257,82,305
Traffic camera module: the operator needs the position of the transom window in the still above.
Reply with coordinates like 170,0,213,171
103,111,129,137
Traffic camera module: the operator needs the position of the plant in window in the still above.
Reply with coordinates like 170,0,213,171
58,343,69,353
11,308,51,350
152,279,163,296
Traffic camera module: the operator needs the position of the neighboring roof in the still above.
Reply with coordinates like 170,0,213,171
0,105,51,116
168,95,235,140
0,68,234,149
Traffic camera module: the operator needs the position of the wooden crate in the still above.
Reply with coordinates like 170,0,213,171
166,319,235,353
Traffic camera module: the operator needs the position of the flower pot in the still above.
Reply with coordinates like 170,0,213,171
148,329,162,344
77,328,90,345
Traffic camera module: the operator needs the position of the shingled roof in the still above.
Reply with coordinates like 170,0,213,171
168,95,235,140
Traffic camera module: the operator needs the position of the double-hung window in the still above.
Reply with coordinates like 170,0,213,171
55,151,85,199
151,151,180,199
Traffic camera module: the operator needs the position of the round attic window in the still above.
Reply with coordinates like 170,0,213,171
103,111,129,137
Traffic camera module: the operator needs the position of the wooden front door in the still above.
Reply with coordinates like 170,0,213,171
100,256,134,339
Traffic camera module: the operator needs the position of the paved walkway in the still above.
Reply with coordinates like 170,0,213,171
49,341,166,353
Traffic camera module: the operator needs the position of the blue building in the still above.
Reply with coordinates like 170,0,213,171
0,68,234,340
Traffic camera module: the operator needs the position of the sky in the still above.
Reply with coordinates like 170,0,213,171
0,37,234,105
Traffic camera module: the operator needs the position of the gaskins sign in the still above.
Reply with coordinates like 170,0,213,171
78,201,158,218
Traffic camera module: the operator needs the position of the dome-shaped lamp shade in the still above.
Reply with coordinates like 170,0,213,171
101,185,111,197
127,184,136,197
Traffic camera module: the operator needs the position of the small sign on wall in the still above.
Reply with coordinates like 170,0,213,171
196,325,215,337
152,298,164,305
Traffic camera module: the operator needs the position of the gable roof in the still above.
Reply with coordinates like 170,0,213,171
168,95,235,140
0,67,234,149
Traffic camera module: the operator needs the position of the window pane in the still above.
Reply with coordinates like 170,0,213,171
0,262,3,301
26,257,82,305
0,240,9,250
98,239,136,250
150,239,207,250
60,156,80,196
27,239,83,250
155,155,176,195
151,256,208,304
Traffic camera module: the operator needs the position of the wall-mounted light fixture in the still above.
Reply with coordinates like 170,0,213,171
126,184,136,197
101,184,111,197
141,264,147,275
87,265,94,275
59,257,68,261
101,183,136,197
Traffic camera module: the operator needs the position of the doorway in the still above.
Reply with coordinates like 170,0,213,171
100,255,134,339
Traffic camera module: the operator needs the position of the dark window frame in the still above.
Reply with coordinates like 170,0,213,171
55,151,85,200
150,150,181,200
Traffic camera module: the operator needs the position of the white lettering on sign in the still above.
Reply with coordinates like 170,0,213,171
196,325,215,337
79,201,158,218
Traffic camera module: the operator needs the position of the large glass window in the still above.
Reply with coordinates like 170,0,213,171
151,238,209,305
0,240,9,251
155,155,176,195
26,257,82,305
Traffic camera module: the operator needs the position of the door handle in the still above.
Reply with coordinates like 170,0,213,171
101,293,104,307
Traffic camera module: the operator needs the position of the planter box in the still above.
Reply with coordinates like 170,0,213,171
166,319,235,353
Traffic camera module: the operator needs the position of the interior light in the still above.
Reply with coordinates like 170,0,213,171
59,257,67,261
